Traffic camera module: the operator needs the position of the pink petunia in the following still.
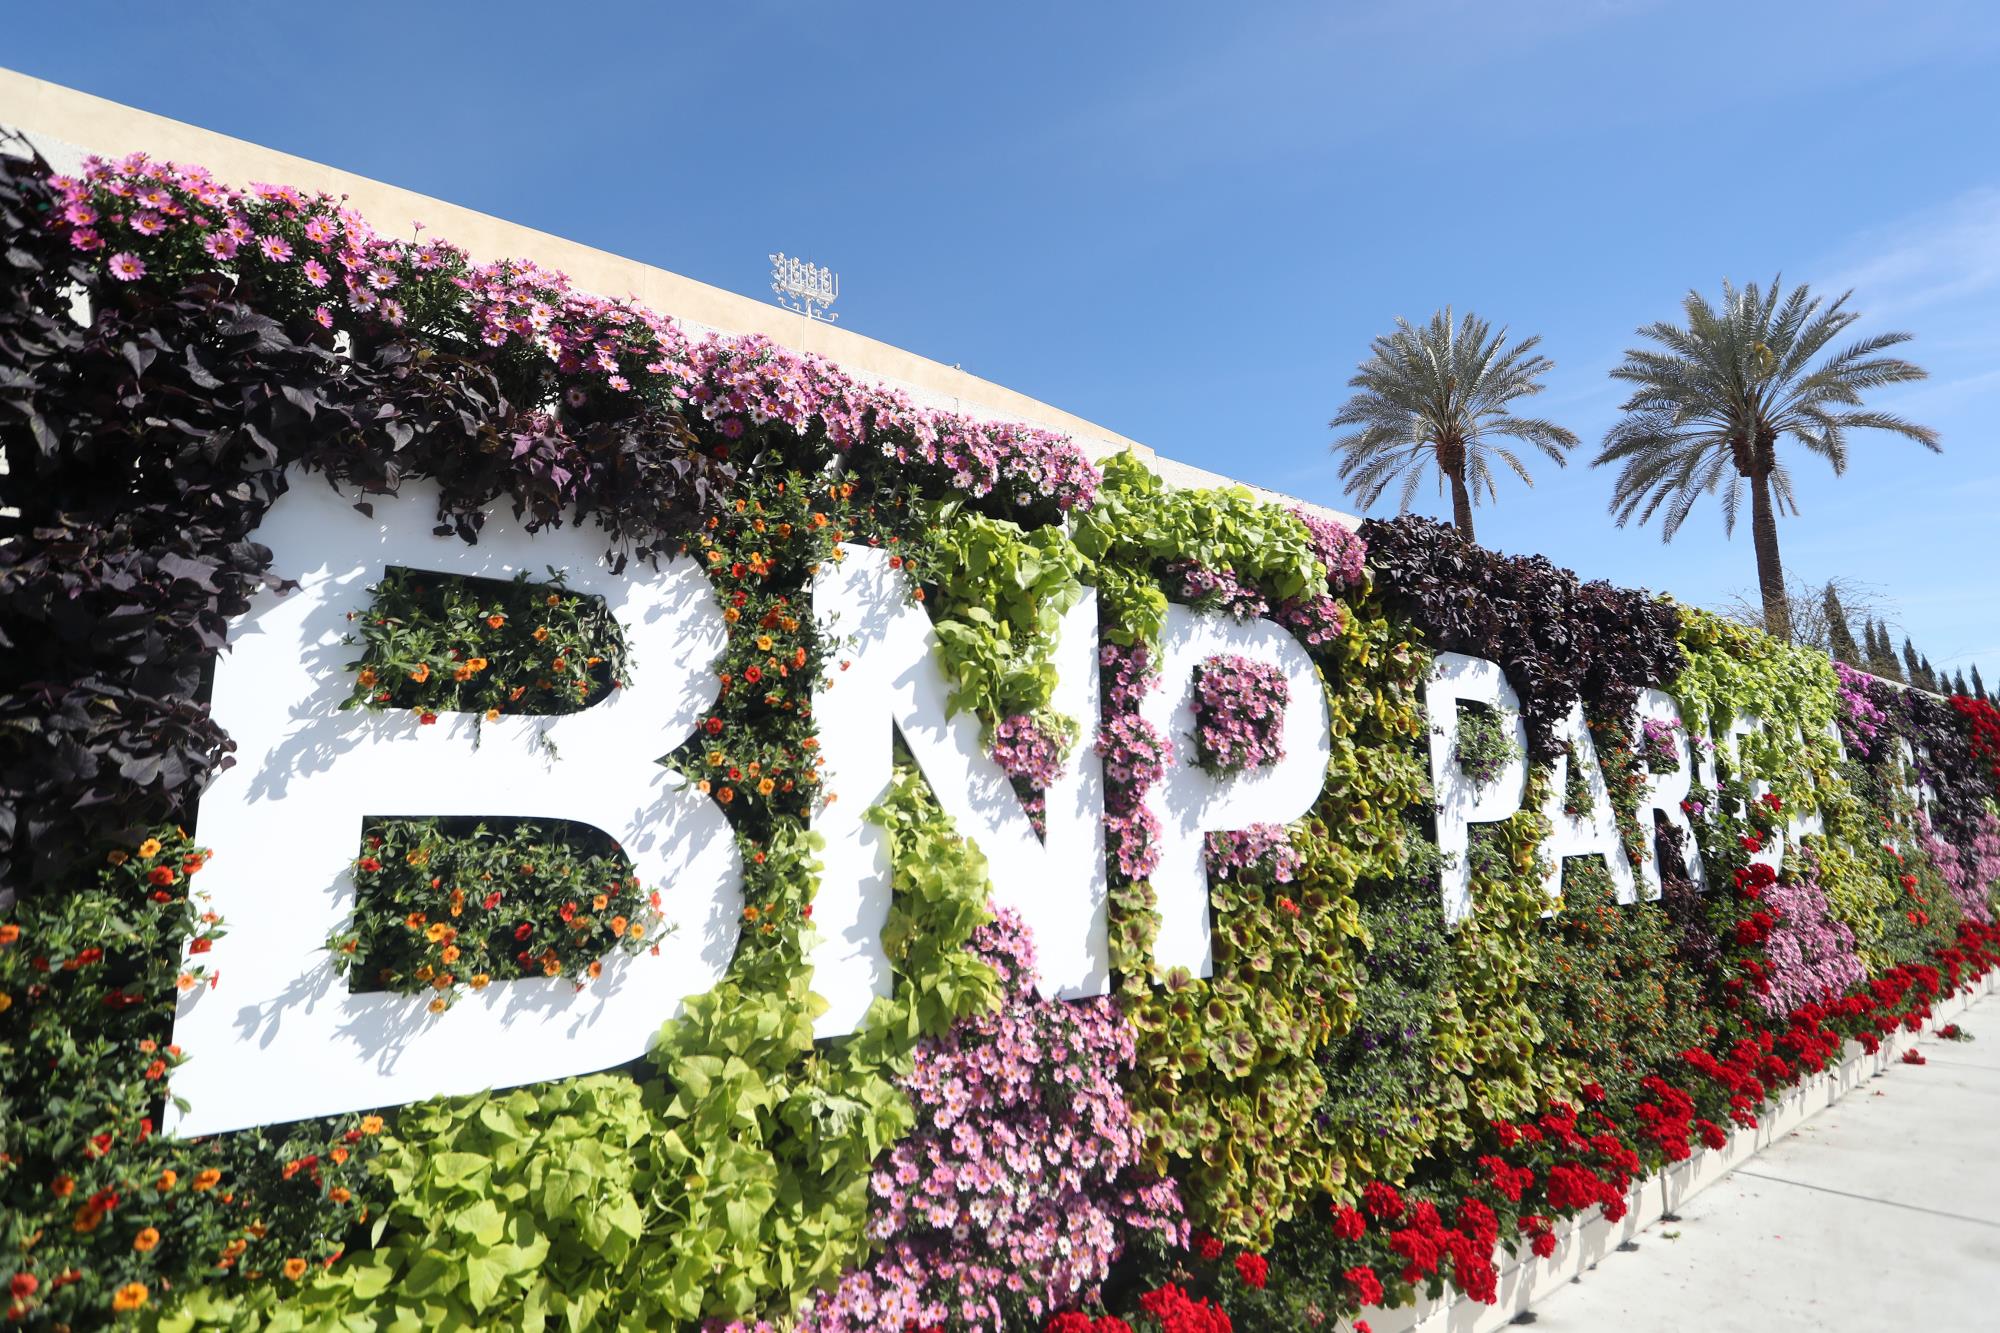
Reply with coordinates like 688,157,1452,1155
259,234,293,263
108,251,146,281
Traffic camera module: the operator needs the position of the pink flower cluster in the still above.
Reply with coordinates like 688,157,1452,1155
1757,850,1866,1017
1191,655,1289,775
48,154,1100,515
1834,662,1889,760
1276,593,1345,650
1165,562,1268,620
1919,810,2000,926
1098,644,1171,882
1204,824,1301,884
991,714,1068,790
1290,507,1368,590
795,912,1185,1333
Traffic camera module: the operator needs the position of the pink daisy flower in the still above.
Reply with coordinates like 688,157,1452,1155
367,267,398,291
63,202,98,226
259,235,293,262
302,258,330,287
69,227,103,252
303,215,335,244
202,232,240,261
312,305,334,329
131,211,166,236
108,252,146,281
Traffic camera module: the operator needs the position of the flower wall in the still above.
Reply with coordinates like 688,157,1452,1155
4,147,2000,1333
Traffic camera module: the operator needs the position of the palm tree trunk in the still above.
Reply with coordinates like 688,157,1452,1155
1749,470,1790,641
1448,469,1476,544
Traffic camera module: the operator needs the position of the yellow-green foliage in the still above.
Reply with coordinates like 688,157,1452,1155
1116,590,1427,1246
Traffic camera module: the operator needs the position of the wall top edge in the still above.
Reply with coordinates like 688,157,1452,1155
0,66,1364,532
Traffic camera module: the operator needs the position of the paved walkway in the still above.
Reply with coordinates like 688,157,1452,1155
1529,992,2000,1331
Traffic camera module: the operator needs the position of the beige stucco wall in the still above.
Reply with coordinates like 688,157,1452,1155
0,67,1358,528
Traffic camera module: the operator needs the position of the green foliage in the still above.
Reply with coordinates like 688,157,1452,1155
328,818,664,1009
0,830,383,1329
1071,452,1324,644
343,568,629,724
1452,702,1518,787
917,500,1087,730
1532,859,1706,1108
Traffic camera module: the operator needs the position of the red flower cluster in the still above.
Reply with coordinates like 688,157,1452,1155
1232,1251,1268,1289
1136,1283,1232,1333
1046,1313,1134,1333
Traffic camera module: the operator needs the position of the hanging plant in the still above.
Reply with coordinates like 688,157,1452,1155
1453,703,1518,787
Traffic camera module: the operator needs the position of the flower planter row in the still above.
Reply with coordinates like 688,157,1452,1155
1357,973,1995,1333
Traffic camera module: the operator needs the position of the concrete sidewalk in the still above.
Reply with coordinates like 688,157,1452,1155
1527,992,2000,1332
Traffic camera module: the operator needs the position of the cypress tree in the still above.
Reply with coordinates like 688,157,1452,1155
1974,664,1988,703
1823,583,1861,664
1954,669,1970,698
1903,638,1923,685
1919,654,1940,693
1870,621,1903,681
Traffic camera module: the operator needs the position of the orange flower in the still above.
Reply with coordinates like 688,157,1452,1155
532,626,550,642
329,1186,352,1204
591,894,609,911
282,1258,308,1281
608,915,628,935
427,997,447,1014
541,955,561,978
0,924,18,945
755,635,774,651
52,1175,75,1198
193,1168,223,1191
718,786,735,804
176,972,197,992
486,614,506,629
431,974,452,991
405,911,427,929
133,1227,161,1252
359,1115,385,1135
356,666,378,687
469,973,491,990
441,945,460,964
485,707,501,722
72,1204,104,1233
112,1283,149,1312
466,657,488,672
408,663,431,683
138,837,163,859
758,778,776,796
628,922,645,939
155,1170,177,1191
587,961,603,979
424,923,449,943
546,593,561,607
107,849,130,865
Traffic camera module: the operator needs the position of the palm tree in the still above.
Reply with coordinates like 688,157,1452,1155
1330,308,1579,544
1595,278,1937,641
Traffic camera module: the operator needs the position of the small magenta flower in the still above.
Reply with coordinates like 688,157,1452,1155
259,234,294,263
107,251,146,281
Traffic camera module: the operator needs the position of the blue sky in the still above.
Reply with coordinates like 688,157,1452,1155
9,1,2000,678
